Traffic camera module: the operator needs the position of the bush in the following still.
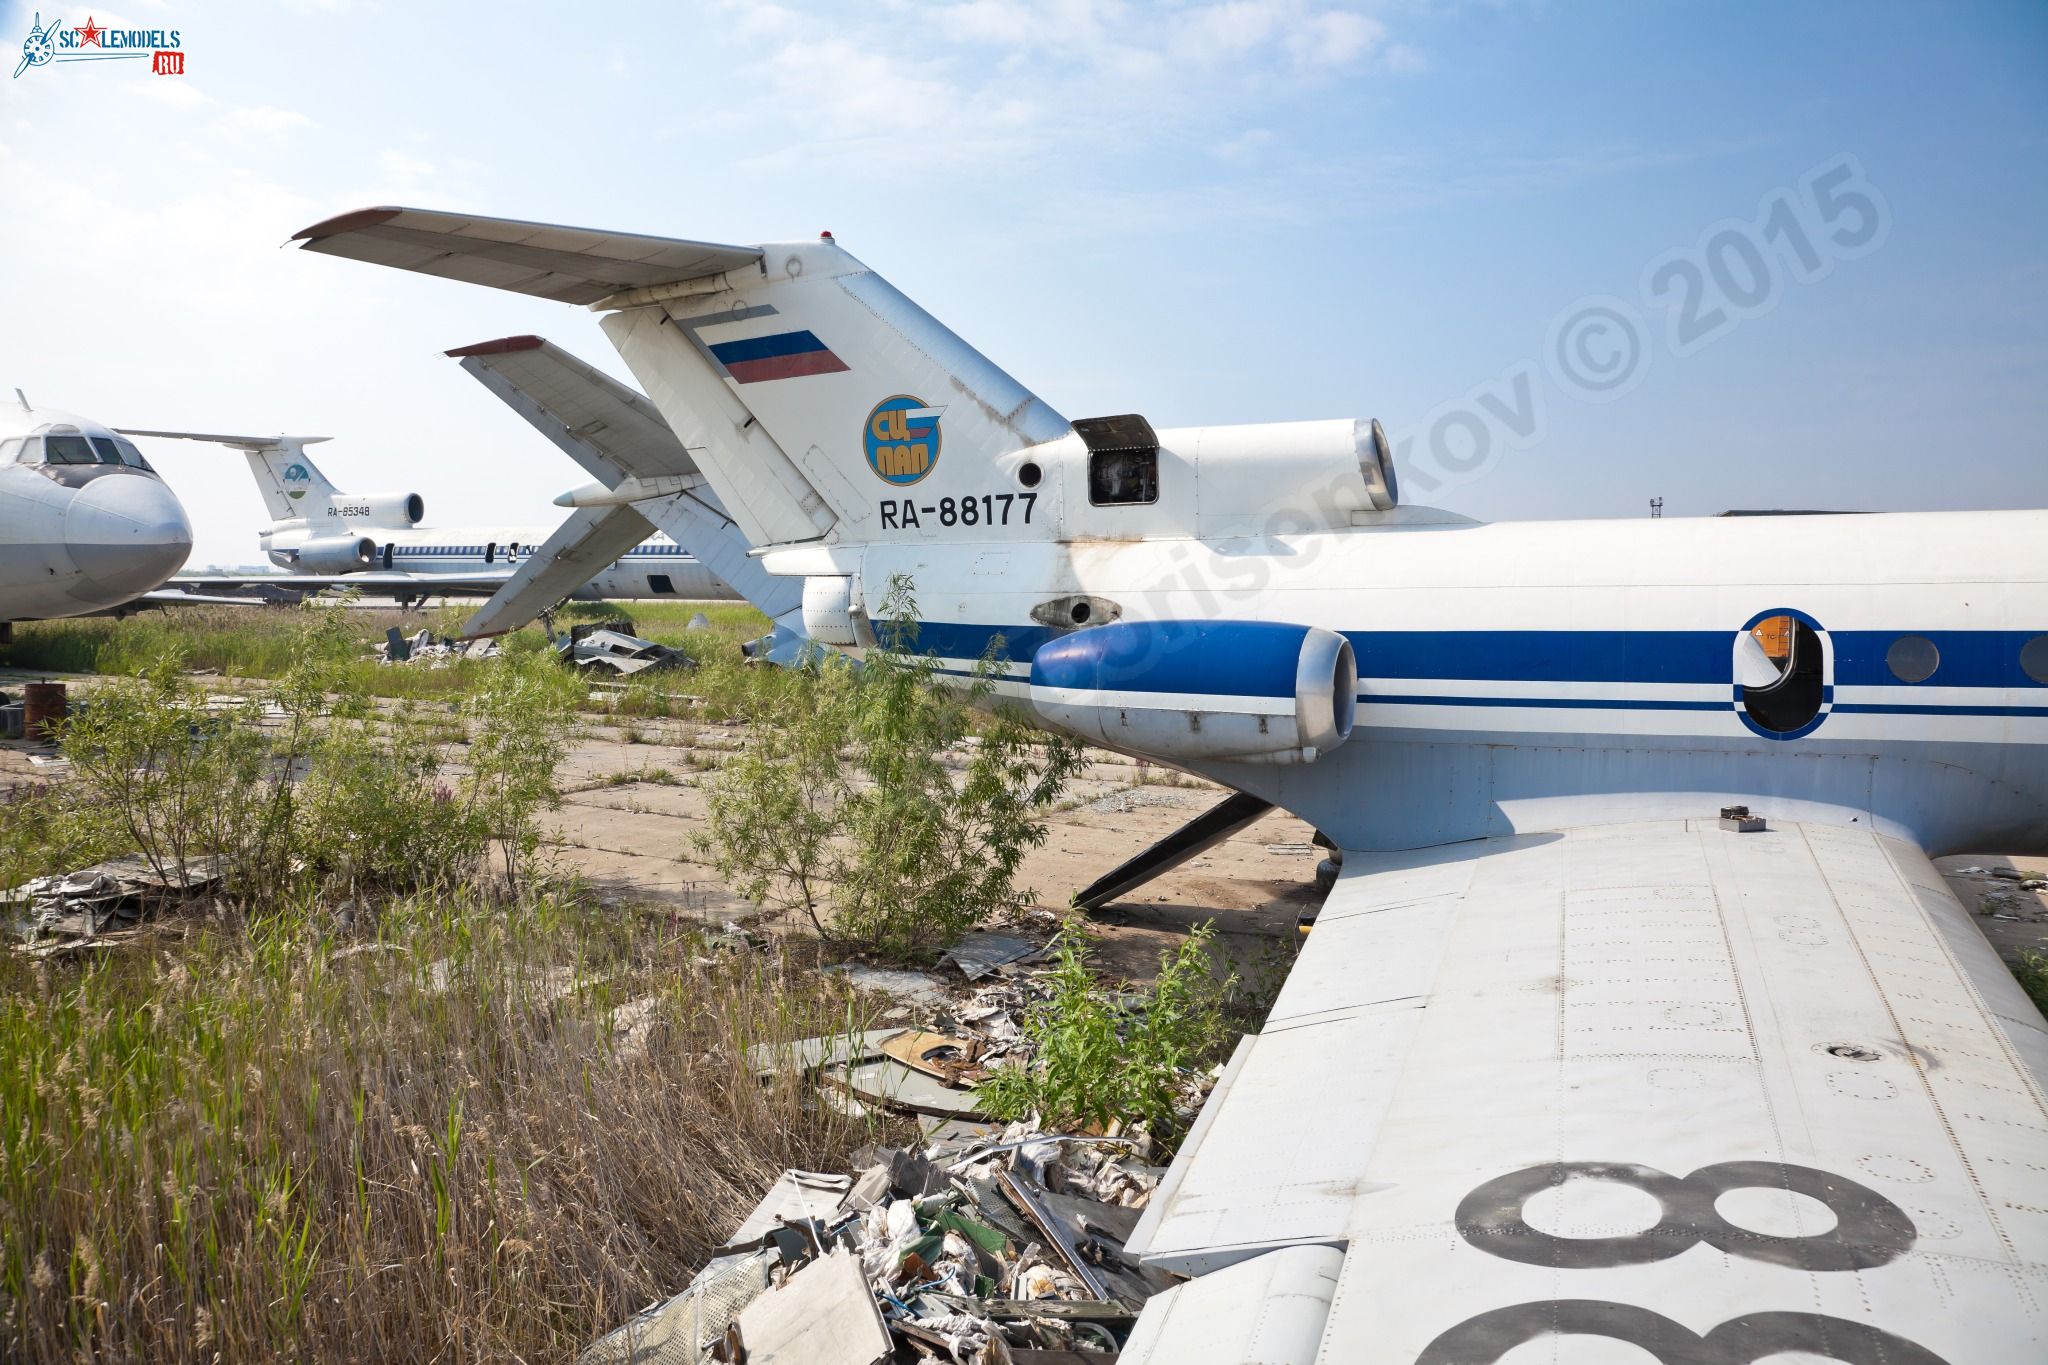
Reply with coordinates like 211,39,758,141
696,579,1083,961
51,604,575,908
979,924,1242,1148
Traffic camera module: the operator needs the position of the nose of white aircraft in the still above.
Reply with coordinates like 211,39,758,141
64,473,194,599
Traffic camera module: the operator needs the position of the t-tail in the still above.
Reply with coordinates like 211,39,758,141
121,429,343,523
289,208,1072,553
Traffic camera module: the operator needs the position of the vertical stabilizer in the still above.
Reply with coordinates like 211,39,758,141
118,430,339,523
602,238,1069,549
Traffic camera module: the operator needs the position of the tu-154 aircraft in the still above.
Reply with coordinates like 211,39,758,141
132,409,746,608
0,391,193,638
294,205,2048,1363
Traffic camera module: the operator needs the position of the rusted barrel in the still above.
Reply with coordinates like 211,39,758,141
23,682,67,742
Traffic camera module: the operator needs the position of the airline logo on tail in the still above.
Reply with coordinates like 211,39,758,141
282,462,311,499
864,395,944,485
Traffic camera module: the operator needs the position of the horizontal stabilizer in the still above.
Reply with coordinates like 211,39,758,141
447,334,697,487
460,504,657,639
119,429,331,451
293,207,763,306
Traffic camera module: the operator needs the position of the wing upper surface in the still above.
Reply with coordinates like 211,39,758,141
292,207,763,306
1124,819,2048,1363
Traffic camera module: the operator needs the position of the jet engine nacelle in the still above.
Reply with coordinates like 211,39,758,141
1029,619,1356,764
345,492,425,527
292,534,377,573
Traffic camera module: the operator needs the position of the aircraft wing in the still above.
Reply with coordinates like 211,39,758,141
291,207,762,306
459,504,655,639
162,570,515,598
1121,819,2048,1364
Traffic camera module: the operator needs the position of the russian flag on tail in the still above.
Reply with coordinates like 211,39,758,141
707,330,851,384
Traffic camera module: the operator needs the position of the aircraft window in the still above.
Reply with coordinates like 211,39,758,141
1018,461,1043,489
486,541,497,564
1740,614,1825,734
88,436,125,465
1885,635,1939,684
649,574,675,594
1089,448,1158,506
12,437,39,464
0,439,19,464
112,438,154,471
2022,635,2048,686
42,434,96,465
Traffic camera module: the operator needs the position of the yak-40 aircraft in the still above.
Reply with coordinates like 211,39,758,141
294,206,2048,1364
134,424,742,607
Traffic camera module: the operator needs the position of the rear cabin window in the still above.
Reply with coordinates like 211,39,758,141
1089,448,1159,506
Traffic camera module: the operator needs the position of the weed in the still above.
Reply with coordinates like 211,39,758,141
980,924,1242,1150
0,896,899,1361
2016,951,2048,1021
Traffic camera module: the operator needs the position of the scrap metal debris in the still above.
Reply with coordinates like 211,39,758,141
375,627,501,666
557,626,693,676
6,854,223,949
582,931,1215,1363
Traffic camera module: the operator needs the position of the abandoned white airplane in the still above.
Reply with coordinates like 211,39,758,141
294,205,2048,1364
0,391,193,636
130,424,743,607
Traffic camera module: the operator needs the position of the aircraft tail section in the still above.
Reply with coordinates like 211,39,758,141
120,429,338,523
291,209,1072,548
601,239,1069,549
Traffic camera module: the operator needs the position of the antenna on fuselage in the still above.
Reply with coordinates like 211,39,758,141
13,389,27,413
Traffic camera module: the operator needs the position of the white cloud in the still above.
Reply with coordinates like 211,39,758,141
1285,9,1385,68
225,105,315,136
1215,127,1276,161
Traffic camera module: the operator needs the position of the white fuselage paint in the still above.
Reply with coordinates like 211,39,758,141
0,404,193,622
259,518,736,601
831,506,2048,857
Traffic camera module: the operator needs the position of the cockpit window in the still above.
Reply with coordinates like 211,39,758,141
112,437,154,471
42,434,97,465
0,439,20,464
88,436,127,465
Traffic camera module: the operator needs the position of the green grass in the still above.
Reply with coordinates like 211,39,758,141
2016,950,2048,1021
0,601,777,710
0,894,900,1361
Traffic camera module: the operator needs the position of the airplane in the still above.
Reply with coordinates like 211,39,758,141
0,390,193,640
294,205,2048,1364
129,423,745,608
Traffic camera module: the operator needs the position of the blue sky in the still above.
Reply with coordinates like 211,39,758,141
2,0,2043,565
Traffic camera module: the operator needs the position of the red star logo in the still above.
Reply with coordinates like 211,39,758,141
75,17,103,47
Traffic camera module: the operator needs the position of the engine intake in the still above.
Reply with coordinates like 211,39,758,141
292,534,376,573
1029,619,1356,764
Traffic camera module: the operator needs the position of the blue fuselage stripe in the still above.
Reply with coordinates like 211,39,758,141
910,622,2047,692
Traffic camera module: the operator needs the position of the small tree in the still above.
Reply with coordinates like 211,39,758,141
980,923,1241,1147
697,579,1083,960
461,652,575,894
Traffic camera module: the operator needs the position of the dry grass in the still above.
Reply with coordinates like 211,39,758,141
0,895,902,1362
